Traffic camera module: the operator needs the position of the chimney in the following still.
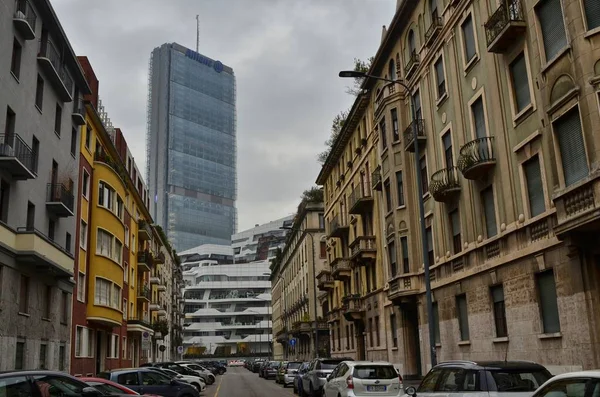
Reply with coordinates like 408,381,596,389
255,224,259,227
381,25,388,44
76,56,99,109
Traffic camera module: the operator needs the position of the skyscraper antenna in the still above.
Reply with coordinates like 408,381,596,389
196,15,200,52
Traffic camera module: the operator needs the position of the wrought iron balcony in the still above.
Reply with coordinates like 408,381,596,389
137,250,153,272
484,0,526,53
372,166,382,191
328,214,349,238
553,173,600,240
404,50,420,79
330,257,351,280
0,134,36,179
348,183,374,214
45,183,74,217
457,137,496,180
316,270,334,291
425,17,443,47
403,119,426,152
72,97,85,126
349,236,377,264
342,294,365,321
37,39,73,102
13,0,36,40
387,274,422,303
138,220,152,241
430,167,462,202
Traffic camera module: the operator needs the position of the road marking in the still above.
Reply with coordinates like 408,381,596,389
213,373,224,397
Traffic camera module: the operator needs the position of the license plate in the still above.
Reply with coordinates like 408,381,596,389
367,385,386,392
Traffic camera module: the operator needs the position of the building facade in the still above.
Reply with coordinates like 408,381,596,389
146,43,237,251
271,201,329,361
231,216,294,263
0,0,90,371
315,0,600,377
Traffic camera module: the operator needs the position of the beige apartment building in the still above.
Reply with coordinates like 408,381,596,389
271,201,329,360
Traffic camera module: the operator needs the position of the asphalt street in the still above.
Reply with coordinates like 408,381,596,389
204,366,296,397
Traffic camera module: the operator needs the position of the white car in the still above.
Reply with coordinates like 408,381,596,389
324,361,403,397
528,371,600,397
177,362,216,384
157,367,206,392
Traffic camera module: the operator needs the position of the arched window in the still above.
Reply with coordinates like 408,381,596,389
388,59,397,81
408,30,416,55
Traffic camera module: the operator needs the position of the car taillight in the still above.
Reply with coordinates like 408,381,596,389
346,375,354,389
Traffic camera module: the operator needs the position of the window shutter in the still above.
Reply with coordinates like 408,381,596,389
554,107,589,186
472,98,487,139
482,187,497,237
537,270,560,333
537,0,567,61
462,16,476,61
510,53,531,112
585,0,600,30
524,156,545,217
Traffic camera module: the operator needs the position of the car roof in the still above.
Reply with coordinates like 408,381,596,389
100,367,156,373
0,370,80,378
542,371,600,382
348,361,396,366
434,360,548,371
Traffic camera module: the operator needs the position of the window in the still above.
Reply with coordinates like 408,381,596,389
371,262,377,290
95,278,112,307
426,226,434,267
44,285,52,318
388,240,397,277
19,275,29,313
472,97,487,139
368,318,374,347
318,213,325,229
413,90,422,119
379,118,387,148
509,53,531,113
117,196,124,219
125,226,130,247
11,39,22,79
82,169,90,199
408,30,416,55
117,372,140,386
59,345,66,371
97,229,122,264
70,128,77,156
420,156,429,195
346,325,350,349
491,285,508,337
481,187,497,238
77,272,85,302
449,209,461,254
438,369,481,392
0,180,9,223
85,123,91,149
115,240,123,264
390,313,398,347
536,0,567,62
434,57,446,98
65,232,72,253
31,136,39,174
61,291,69,323
456,294,470,341
54,104,62,136
442,132,453,167
26,202,35,230
112,285,122,310
461,14,477,64
419,369,443,393
48,219,55,241
98,181,115,211
432,302,440,344
123,299,128,320
15,342,24,370
35,75,44,110
320,241,326,258
122,336,127,359
375,316,380,346
39,344,47,369
401,236,409,273
554,107,588,186
384,179,392,212
430,0,439,19
584,0,600,30
391,108,399,141
75,326,83,357
524,156,545,217
536,270,560,333
350,323,354,349
536,378,591,397
388,58,397,81
124,263,129,284
395,171,404,207
80,220,88,249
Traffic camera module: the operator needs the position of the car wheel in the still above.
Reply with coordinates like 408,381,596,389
219,369,225,375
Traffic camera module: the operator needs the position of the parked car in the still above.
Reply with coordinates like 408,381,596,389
281,361,303,388
141,362,215,385
175,362,217,383
294,362,311,395
252,360,266,373
229,360,245,367
0,371,104,397
302,358,355,397
404,360,552,397
264,361,282,380
323,361,403,397
98,368,200,397
201,361,227,374
527,370,600,397
82,377,163,396
145,367,206,392
276,361,289,384
259,361,270,377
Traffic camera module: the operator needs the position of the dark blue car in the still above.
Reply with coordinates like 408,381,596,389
98,368,200,397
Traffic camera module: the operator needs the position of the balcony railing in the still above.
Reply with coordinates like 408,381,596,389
13,0,37,40
457,137,496,180
37,39,72,102
348,183,374,214
72,97,85,126
349,236,377,263
404,50,420,79
46,183,74,217
137,250,153,271
138,220,152,241
137,285,151,301
484,0,526,53
387,274,422,302
553,173,600,240
425,17,443,46
316,270,334,291
342,294,365,321
403,119,426,152
372,166,382,191
128,316,151,329
0,134,36,179
430,166,462,202
328,214,349,238
330,257,351,280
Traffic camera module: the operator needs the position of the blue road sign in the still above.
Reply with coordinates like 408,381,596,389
289,338,297,347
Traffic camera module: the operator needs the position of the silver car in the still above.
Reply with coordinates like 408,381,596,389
302,358,354,397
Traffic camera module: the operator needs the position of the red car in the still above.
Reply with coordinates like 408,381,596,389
81,377,162,397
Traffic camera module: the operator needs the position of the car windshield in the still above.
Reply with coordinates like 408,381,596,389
288,363,302,369
488,369,552,391
86,382,126,396
353,365,398,379
320,361,344,370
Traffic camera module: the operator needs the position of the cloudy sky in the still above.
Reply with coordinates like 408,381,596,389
52,0,395,231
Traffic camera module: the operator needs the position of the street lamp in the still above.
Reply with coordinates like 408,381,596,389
339,70,437,367
280,226,319,359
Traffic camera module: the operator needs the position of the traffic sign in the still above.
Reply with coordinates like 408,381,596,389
289,338,296,347
177,346,184,354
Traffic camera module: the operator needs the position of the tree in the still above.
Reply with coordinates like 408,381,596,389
317,110,348,165
346,57,374,96
300,186,323,204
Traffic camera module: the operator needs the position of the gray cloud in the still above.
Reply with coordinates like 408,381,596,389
51,0,395,230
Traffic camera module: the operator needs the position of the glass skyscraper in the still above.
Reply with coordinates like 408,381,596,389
146,43,237,251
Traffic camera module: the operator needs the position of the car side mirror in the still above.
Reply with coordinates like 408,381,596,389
405,386,417,397
82,387,102,397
